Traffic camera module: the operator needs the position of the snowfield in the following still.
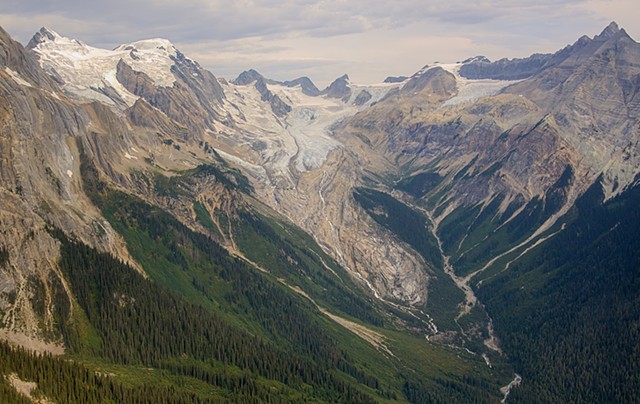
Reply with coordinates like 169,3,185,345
31,28,180,107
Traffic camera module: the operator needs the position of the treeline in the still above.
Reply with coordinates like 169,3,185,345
479,181,640,402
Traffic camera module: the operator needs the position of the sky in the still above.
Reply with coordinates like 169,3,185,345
0,0,638,87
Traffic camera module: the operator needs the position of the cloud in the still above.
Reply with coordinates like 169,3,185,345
0,0,638,86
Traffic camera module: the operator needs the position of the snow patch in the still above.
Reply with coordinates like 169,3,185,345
66,170,73,178
123,152,137,160
4,67,33,87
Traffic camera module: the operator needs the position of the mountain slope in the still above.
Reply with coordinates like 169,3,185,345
478,179,640,402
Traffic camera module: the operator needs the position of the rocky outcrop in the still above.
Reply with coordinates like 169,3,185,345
383,76,408,83
281,77,320,96
254,78,292,117
232,69,292,117
353,90,372,106
116,59,226,137
322,74,352,102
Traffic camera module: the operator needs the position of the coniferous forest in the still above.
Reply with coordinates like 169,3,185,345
478,181,640,403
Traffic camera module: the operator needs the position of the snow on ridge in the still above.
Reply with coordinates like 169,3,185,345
115,38,175,53
31,30,181,106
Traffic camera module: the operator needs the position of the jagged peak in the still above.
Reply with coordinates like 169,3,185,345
592,21,634,43
461,55,491,64
324,74,350,88
281,76,321,96
232,69,265,85
27,26,64,49
38,26,62,41
576,35,592,46
26,26,92,51
595,21,620,40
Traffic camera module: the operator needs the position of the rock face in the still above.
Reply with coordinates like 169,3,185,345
322,74,352,102
232,69,264,86
458,53,553,80
254,77,292,117
353,90,372,106
383,75,408,83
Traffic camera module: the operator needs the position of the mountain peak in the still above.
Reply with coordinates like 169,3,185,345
27,26,63,49
595,21,620,40
281,76,321,96
38,26,62,41
461,55,491,64
232,69,265,85
323,74,352,101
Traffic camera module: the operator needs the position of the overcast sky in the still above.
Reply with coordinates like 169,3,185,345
1,0,638,87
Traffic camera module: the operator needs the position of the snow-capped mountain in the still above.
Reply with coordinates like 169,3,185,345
28,27,181,107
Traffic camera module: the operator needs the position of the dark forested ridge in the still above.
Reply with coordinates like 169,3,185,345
478,181,640,402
